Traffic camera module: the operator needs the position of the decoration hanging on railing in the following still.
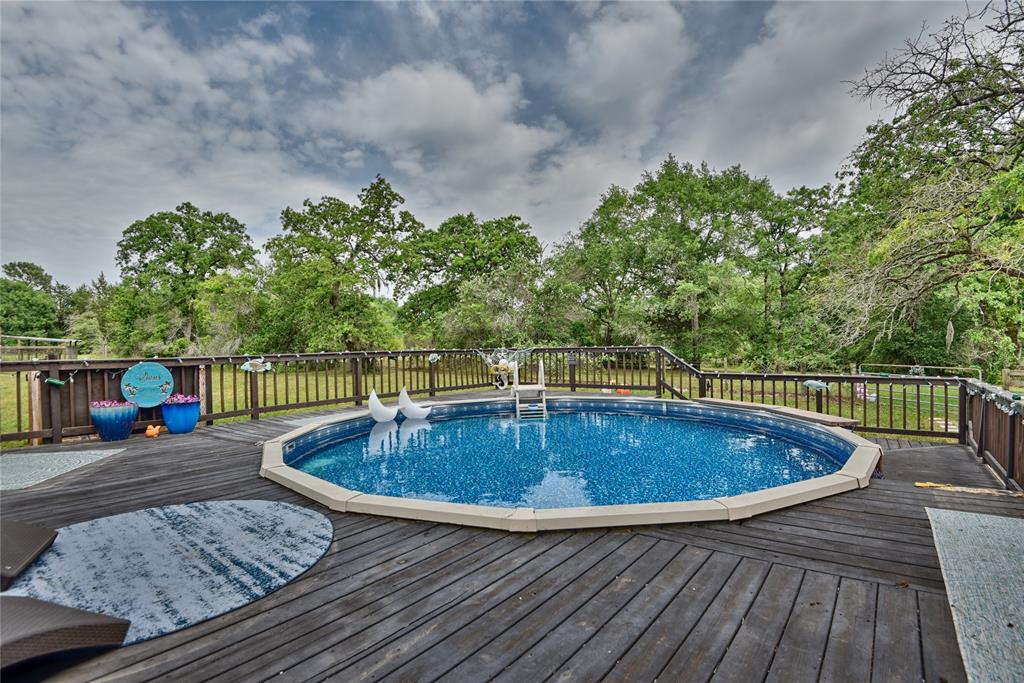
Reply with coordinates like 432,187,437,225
428,353,440,364
963,379,1024,417
476,348,533,390
803,380,829,391
241,357,273,373
121,362,174,408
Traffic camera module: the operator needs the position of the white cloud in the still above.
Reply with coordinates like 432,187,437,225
312,62,565,204
1,0,967,285
664,1,959,191
1,2,347,283
560,2,691,146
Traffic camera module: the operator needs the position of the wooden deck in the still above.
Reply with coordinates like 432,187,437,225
2,395,1022,682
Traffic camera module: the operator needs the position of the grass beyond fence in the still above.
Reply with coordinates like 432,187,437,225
0,348,966,447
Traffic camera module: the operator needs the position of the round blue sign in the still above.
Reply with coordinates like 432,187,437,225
121,362,174,408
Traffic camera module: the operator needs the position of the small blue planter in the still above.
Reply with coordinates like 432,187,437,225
162,401,201,434
90,404,139,442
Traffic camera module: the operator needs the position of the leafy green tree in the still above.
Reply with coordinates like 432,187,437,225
116,202,255,348
3,262,53,291
66,274,120,356
0,279,60,337
1,261,86,332
398,213,542,339
440,259,544,348
268,176,421,291
818,1,1024,373
549,186,646,346
263,176,418,351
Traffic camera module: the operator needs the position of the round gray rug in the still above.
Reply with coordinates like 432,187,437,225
1,500,333,644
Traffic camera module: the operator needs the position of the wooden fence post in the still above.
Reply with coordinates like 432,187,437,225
197,365,206,428
352,357,363,406
47,369,63,444
203,365,214,425
698,375,707,398
428,360,437,397
568,351,578,392
815,389,824,413
249,370,259,420
655,352,664,397
958,383,969,445
28,371,43,446
1007,411,1017,484
977,397,988,461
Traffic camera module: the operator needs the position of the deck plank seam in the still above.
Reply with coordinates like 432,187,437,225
636,528,947,594
427,537,684,683
295,532,609,682
547,544,717,683
645,556,762,683
111,524,479,681
326,532,633,682
753,566,808,683
142,529,533,683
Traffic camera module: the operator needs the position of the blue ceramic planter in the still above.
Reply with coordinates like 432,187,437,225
162,401,201,434
90,404,139,441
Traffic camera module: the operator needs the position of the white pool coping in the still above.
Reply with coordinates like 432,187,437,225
260,395,881,532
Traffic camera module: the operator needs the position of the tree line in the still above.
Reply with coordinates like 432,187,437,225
2,2,1021,377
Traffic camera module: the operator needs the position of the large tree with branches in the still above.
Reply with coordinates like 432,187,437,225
821,1,1024,354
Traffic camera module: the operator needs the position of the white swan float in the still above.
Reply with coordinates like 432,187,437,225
368,389,399,423
398,388,432,419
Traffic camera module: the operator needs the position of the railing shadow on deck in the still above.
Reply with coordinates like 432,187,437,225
2,346,1020,490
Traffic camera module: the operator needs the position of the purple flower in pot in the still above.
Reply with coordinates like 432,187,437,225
161,394,201,434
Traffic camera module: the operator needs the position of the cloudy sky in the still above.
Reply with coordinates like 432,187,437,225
2,1,961,285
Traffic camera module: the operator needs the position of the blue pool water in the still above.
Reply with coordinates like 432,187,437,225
291,408,850,508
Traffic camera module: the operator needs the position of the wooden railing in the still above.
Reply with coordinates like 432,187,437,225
0,350,491,444
962,380,1023,490
1,345,1020,490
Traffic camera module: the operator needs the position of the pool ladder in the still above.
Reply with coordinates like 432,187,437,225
513,360,547,420
515,391,547,420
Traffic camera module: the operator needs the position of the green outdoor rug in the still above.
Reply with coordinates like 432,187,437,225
927,507,1024,683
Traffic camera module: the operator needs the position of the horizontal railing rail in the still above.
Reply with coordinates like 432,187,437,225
1,344,1020,489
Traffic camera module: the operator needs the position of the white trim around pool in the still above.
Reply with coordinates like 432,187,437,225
259,395,882,532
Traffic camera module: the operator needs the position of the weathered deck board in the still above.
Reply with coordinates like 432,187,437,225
1,395,1015,682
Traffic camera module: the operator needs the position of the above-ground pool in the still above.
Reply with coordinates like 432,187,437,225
261,397,882,531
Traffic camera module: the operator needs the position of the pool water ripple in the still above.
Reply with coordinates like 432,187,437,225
293,411,848,508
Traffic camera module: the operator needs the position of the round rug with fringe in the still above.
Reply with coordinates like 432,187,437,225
1,500,333,644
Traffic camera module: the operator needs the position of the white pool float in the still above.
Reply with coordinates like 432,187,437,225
398,388,432,419
368,389,399,422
